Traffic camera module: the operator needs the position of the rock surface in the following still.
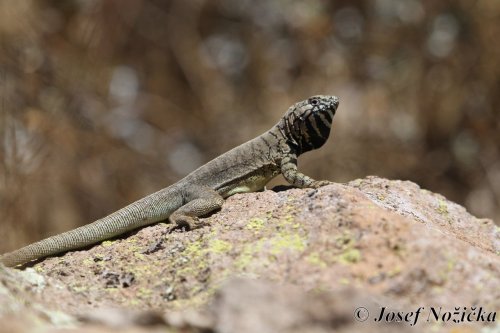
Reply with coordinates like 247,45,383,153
0,176,498,333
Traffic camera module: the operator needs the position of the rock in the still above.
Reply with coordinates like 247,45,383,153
207,277,402,333
0,176,498,333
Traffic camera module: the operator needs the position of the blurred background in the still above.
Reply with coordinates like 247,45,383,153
1,0,499,252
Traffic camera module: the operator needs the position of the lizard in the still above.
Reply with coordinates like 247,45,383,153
0,95,339,267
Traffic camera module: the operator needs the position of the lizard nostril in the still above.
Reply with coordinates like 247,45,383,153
331,97,339,108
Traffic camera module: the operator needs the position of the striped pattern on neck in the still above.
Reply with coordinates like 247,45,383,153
278,95,339,154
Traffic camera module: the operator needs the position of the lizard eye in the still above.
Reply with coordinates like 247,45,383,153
310,98,319,106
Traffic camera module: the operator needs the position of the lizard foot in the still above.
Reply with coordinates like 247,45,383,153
168,215,205,233
310,180,333,188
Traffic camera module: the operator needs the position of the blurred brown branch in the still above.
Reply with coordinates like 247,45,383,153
0,0,498,252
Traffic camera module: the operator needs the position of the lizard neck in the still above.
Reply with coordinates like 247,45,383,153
267,124,300,157
273,106,332,155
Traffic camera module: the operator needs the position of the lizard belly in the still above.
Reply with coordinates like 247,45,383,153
223,173,276,197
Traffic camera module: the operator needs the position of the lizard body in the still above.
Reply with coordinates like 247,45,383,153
0,95,339,267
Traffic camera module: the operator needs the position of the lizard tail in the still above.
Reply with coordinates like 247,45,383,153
0,189,180,267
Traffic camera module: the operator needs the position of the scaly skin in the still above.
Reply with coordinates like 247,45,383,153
0,95,339,267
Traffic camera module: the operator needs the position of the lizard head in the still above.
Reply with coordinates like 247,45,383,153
278,95,339,154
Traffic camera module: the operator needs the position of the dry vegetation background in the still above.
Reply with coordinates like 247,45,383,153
0,0,498,252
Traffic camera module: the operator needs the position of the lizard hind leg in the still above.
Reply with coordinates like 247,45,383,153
168,187,224,231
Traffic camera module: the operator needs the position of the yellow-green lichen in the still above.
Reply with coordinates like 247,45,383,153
170,290,214,310
125,243,142,254
128,264,153,279
234,251,254,271
436,256,456,282
129,299,140,306
137,287,153,299
366,203,378,209
338,248,361,264
176,250,209,272
335,231,356,249
432,286,444,294
101,240,116,247
234,239,266,271
283,214,295,224
309,284,331,295
246,218,265,232
339,277,351,285
71,285,88,293
447,258,455,271
269,232,306,255
209,239,232,253
350,178,362,187
387,265,402,277
306,252,327,268
185,240,203,256
173,238,212,280
133,252,146,260
283,203,297,214
82,258,94,266
436,200,449,215
420,189,431,195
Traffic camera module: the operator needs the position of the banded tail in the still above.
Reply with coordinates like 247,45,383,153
0,188,179,267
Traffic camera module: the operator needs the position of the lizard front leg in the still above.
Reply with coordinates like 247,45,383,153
169,187,224,230
280,155,332,189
